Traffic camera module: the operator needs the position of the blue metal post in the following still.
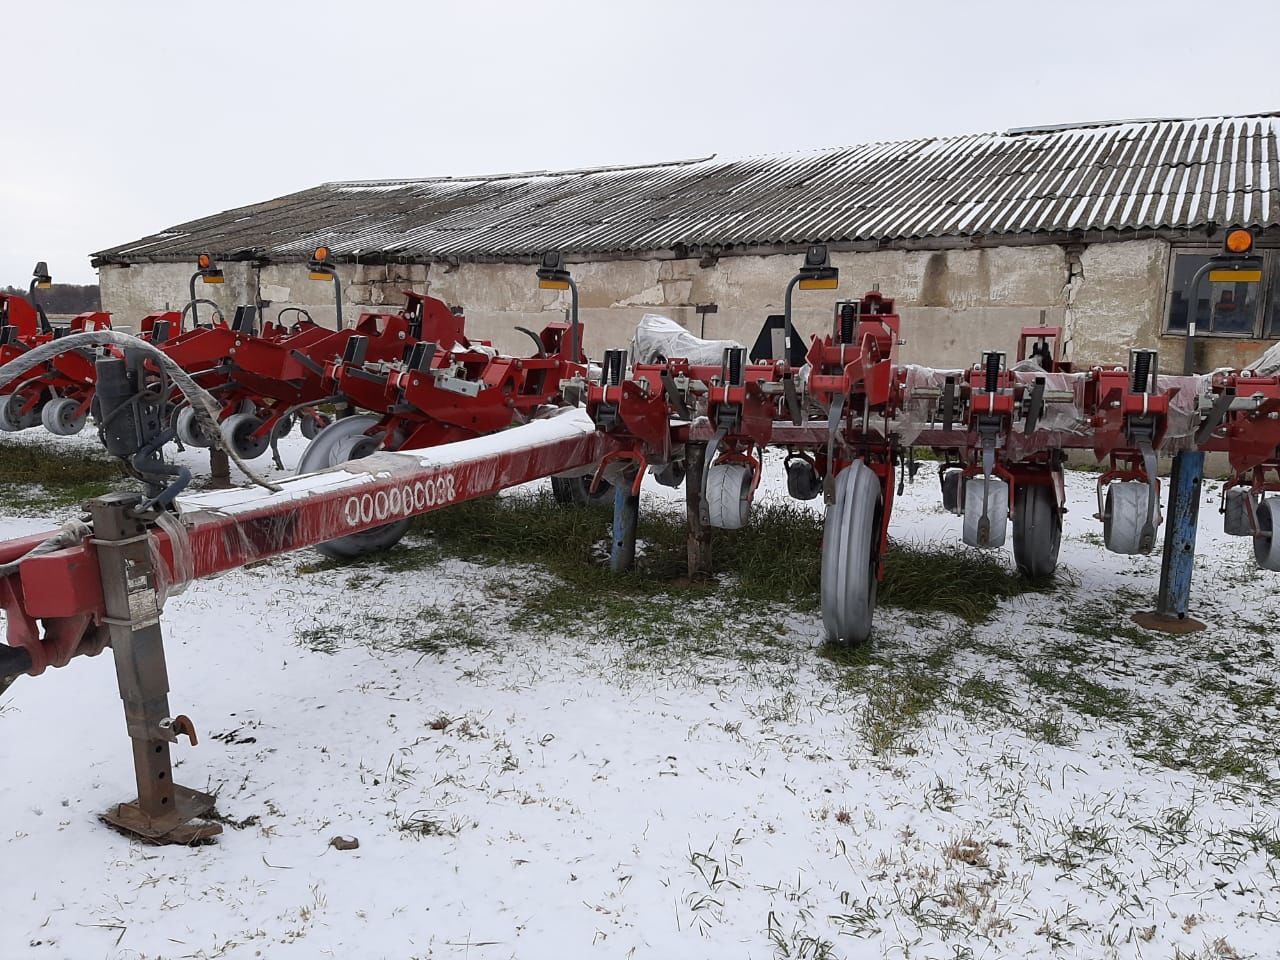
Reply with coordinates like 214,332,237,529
1155,450,1204,618
610,474,640,573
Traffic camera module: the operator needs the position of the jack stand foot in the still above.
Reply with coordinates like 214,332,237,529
101,784,222,844
1132,610,1206,635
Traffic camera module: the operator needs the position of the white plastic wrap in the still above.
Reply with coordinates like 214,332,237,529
894,363,1210,455
897,365,966,446
1010,371,1089,438
1159,374,1214,448
896,364,1090,451
1247,341,1280,376
630,314,743,365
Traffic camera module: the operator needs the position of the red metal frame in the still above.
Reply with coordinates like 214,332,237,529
1,411,619,676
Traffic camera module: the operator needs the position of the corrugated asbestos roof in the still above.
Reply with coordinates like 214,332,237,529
96,114,1280,265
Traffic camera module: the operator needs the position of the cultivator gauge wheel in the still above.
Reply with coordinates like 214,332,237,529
786,458,823,501
299,411,331,440
962,476,1009,548
175,406,214,448
220,412,270,460
550,473,614,506
1011,483,1061,579
705,462,754,529
651,460,686,489
940,467,964,515
297,414,409,559
0,393,39,431
820,461,881,645
1253,497,1280,571
1103,481,1155,555
39,397,87,436
1223,488,1253,537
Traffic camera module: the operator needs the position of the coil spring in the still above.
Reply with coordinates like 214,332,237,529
725,347,743,385
839,302,857,344
1131,350,1152,393
984,351,1001,393
605,349,624,386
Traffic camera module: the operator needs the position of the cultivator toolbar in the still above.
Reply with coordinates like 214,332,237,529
1,232,1278,842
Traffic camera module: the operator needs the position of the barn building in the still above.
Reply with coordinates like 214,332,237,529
93,113,1280,373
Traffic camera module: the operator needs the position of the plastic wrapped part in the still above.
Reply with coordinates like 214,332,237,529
1010,370,1089,438
1248,340,1280,376
630,314,743,366
896,365,967,446
150,509,194,605
1160,374,1214,450
897,363,1209,455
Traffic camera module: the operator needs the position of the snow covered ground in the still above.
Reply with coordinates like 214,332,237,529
1,432,1277,960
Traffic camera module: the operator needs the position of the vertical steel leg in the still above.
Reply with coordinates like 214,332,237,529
610,471,640,573
92,493,221,843
685,441,713,580
209,448,231,489
1135,451,1207,634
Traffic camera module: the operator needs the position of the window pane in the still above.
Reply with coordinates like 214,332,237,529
1267,255,1280,338
1167,253,1210,332
1211,281,1259,334
1167,251,1261,336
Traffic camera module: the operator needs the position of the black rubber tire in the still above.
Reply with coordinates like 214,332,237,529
786,459,823,501
220,412,270,460
175,406,214,448
1103,482,1153,555
940,467,963,515
40,397,87,436
1253,497,1280,571
0,393,41,431
550,474,613,506
1012,483,1061,579
297,415,409,559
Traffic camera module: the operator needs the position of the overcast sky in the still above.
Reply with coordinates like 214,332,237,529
3,0,1277,285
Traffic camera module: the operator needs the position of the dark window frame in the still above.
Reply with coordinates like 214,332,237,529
1163,245,1279,339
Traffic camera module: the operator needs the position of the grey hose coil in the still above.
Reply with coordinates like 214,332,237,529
0,330,281,493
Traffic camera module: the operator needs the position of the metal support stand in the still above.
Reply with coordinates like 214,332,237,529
610,471,640,573
209,448,231,489
92,493,221,843
1134,450,1207,634
685,441,713,580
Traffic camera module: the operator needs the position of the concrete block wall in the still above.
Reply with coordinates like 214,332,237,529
99,239,1274,372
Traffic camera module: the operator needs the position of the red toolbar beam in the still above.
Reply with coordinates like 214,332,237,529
3,410,617,672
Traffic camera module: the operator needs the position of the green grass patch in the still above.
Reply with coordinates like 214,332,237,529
0,437,124,512
302,492,1043,629
296,603,490,657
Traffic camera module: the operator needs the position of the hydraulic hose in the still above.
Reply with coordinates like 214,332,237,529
0,331,280,493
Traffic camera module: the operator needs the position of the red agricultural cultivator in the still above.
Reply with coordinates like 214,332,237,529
2,235,1279,843
0,263,114,435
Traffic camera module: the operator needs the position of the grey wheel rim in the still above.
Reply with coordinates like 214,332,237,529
296,415,409,559
821,461,881,644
